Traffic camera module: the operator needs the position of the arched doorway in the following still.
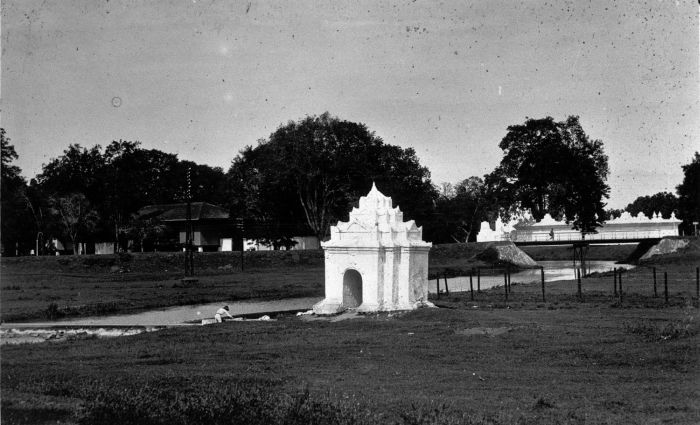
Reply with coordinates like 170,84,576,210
342,269,363,308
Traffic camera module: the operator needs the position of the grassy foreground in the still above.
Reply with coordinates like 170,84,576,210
2,262,699,424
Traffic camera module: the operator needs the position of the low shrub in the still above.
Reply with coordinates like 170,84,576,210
76,383,384,425
623,316,697,341
43,303,64,320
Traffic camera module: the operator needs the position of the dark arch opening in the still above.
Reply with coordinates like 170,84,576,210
342,269,363,308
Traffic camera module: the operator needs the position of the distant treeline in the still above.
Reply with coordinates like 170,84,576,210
1,115,698,256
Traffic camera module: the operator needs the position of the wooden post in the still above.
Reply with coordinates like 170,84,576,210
613,268,618,296
443,273,449,296
504,270,508,302
477,268,481,293
469,270,474,301
577,268,582,301
540,266,545,303
619,269,623,295
664,271,668,304
507,267,512,293
436,277,440,299
653,267,657,298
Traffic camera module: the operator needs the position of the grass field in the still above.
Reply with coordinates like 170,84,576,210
0,242,645,323
2,242,699,424
0,265,326,322
2,259,700,424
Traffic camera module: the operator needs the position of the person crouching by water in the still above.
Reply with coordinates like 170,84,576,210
215,306,234,323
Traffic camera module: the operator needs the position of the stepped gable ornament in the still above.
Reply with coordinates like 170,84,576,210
313,183,433,315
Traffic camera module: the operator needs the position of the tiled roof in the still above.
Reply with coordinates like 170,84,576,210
137,202,229,221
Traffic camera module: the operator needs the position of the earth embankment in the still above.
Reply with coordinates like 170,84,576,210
639,237,700,265
429,241,538,277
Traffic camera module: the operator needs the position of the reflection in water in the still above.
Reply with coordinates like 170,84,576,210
429,260,635,293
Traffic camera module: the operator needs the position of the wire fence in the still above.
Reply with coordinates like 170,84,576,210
430,265,700,307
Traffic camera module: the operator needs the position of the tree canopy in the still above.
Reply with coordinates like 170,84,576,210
625,192,678,219
676,152,700,234
489,116,610,234
27,139,227,253
227,113,437,242
1,129,34,254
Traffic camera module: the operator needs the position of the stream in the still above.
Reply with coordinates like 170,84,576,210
1,261,634,345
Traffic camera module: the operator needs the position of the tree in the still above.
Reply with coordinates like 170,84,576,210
36,140,229,251
604,208,624,221
676,152,700,235
491,116,610,235
227,113,437,242
50,193,99,254
119,214,167,252
428,177,495,243
625,192,678,219
1,129,34,255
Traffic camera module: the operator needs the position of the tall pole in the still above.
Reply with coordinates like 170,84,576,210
185,167,194,277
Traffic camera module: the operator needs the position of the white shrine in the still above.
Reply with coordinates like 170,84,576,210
312,184,433,315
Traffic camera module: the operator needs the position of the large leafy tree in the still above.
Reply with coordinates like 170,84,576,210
490,116,610,235
227,113,437,242
1,129,34,255
625,192,679,219
50,193,98,254
36,141,227,251
428,176,497,243
676,152,700,235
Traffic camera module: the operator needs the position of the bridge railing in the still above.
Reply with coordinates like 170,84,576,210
514,229,673,243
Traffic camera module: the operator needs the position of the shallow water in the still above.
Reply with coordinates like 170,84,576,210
2,297,322,328
428,260,635,293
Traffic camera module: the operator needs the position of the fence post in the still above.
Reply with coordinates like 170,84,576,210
469,270,474,301
507,267,512,293
577,268,582,301
540,266,545,303
477,268,481,293
503,270,508,302
664,271,668,304
619,269,623,296
436,276,440,299
469,269,474,301
613,268,618,296
443,273,449,297
653,267,657,298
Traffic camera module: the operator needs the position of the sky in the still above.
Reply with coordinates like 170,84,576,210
1,0,698,209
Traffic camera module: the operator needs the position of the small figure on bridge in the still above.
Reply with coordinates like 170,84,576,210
549,228,555,240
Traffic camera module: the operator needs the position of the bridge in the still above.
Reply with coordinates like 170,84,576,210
512,233,663,247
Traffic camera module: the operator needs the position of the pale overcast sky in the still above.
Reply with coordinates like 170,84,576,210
2,0,698,209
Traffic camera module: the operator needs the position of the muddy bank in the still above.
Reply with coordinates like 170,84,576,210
639,237,700,265
430,241,538,278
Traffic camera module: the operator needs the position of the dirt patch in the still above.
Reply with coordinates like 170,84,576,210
455,326,513,337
